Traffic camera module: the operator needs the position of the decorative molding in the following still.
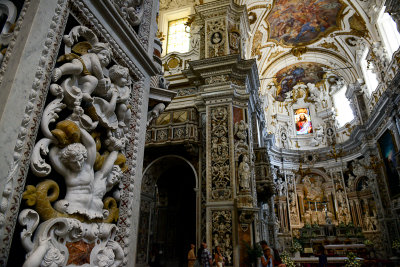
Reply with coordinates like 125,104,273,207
0,1,70,264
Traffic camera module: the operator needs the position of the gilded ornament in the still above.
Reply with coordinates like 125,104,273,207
51,120,81,148
291,47,308,59
319,41,339,51
248,12,257,24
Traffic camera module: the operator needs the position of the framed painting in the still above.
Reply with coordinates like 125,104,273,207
294,108,313,135
378,129,400,198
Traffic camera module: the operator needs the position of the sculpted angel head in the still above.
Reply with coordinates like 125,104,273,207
89,42,112,67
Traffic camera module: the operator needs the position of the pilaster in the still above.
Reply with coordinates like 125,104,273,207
185,3,259,264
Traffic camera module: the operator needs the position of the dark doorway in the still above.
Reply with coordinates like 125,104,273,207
146,159,196,267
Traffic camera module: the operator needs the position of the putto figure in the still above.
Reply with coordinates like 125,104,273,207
52,26,113,102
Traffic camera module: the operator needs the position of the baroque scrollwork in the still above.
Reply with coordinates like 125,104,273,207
16,25,135,267
19,209,123,267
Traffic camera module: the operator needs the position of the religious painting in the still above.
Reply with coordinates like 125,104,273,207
378,130,400,198
295,108,313,135
275,63,327,101
266,0,344,46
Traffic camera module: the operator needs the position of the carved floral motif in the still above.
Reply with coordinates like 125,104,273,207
210,107,232,200
212,210,233,265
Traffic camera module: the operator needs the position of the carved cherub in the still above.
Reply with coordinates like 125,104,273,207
109,65,132,128
234,120,248,140
52,26,113,102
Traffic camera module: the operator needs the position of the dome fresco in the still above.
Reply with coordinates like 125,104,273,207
274,62,327,101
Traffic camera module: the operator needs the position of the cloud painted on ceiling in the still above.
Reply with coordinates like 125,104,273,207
267,0,343,46
274,62,328,101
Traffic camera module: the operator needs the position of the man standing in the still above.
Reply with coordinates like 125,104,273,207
200,242,213,267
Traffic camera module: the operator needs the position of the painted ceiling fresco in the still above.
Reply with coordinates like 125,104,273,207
274,62,327,101
266,0,344,46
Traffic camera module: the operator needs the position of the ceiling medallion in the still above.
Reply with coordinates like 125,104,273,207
265,0,346,47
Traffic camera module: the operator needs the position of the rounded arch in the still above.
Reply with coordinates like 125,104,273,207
260,49,358,90
143,154,199,190
137,155,200,266
295,168,331,184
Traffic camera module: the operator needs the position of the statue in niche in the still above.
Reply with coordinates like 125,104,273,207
190,24,202,50
235,120,248,141
347,173,356,190
52,26,113,102
276,178,286,196
351,159,365,177
326,126,336,145
310,124,324,147
336,189,346,206
238,155,251,191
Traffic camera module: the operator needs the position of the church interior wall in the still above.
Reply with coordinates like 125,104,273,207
2,0,400,266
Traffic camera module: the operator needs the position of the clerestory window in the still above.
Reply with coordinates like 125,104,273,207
333,85,354,127
377,10,400,57
167,17,190,54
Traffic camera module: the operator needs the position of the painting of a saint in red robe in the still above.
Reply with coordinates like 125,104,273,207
295,108,313,135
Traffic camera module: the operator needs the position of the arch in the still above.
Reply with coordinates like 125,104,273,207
260,49,358,90
143,154,199,189
295,168,331,184
137,155,200,266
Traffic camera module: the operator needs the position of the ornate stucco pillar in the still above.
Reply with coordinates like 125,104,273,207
182,1,261,266
346,81,369,124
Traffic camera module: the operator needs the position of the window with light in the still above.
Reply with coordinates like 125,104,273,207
378,11,400,57
167,18,190,54
333,85,354,127
361,48,379,95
